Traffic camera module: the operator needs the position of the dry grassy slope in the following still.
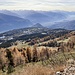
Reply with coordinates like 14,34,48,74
1,51,75,75
0,31,75,75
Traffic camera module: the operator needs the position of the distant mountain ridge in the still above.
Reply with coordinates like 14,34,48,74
0,10,72,23
0,10,75,32
0,10,19,17
49,20,75,30
12,10,68,23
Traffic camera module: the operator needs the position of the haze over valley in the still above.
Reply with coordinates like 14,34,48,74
0,10,75,32
0,0,75,75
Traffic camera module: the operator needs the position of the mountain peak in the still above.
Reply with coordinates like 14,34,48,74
32,23,43,28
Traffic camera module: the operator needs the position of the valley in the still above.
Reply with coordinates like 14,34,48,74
0,10,75,75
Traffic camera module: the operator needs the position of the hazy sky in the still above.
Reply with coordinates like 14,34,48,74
0,0,75,11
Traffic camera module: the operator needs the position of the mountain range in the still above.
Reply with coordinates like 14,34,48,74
0,10,75,32
49,20,75,30
10,10,69,23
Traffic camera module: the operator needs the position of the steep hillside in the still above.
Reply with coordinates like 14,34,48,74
0,31,75,75
0,13,32,32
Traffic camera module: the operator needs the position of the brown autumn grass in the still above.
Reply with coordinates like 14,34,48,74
11,65,61,75
0,63,68,75
9,63,66,75
10,64,54,75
